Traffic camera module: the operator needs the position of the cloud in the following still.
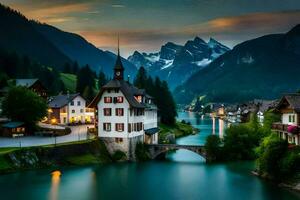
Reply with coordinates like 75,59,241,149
5,1,94,23
78,10,300,56
184,10,300,36
111,4,125,8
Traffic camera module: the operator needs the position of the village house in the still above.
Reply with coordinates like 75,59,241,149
15,79,47,98
0,121,26,137
272,94,300,145
48,93,94,125
89,47,158,159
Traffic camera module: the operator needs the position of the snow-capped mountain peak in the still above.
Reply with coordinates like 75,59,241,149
127,37,230,89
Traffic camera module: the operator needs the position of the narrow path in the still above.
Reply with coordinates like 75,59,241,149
0,125,93,147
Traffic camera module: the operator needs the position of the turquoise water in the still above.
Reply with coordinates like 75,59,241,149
0,111,299,200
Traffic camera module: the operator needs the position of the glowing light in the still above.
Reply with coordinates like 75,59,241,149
49,170,61,200
51,118,57,124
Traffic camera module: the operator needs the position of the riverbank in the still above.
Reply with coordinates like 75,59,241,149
159,121,197,143
0,138,113,174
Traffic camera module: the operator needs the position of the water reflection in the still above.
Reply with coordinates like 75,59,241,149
219,118,224,139
49,170,61,200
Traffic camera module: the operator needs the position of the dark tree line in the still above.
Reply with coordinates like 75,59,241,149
0,49,65,94
134,67,177,125
75,65,108,102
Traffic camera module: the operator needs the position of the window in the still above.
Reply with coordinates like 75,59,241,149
71,101,74,106
117,96,123,103
63,117,66,123
289,114,296,123
104,97,112,103
104,108,111,116
115,123,124,132
77,101,81,106
80,109,84,113
135,95,142,103
128,123,132,133
115,138,123,143
72,109,75,113
114,89,119,93
293,115,295,123
103,123,111,131
116,108,124,116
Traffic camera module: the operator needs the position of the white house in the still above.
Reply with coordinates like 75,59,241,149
48,93,94,125
89,48,158,159
272,94,300,145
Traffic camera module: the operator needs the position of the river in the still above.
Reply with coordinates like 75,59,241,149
0,111,299,200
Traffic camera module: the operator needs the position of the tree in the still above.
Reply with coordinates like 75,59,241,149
2,87,47,129
256,134,289,180
72,61,79,74
98,70,107,89
133,69,177,125
76,64,95,95
134,66,148,89
205,135,222,162
82,85,95,102
63,62,72,73
223,124,257,160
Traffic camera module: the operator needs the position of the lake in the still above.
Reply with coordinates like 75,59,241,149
0,111,299,200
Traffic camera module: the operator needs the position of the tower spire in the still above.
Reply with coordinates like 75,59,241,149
117,34,120,56
113,35,124,80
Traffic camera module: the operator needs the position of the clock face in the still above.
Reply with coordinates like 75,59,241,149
116,71,121,76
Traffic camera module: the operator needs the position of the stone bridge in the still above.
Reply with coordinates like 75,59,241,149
147,144,206,160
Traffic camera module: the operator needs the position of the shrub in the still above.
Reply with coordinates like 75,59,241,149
205,135,222,162
223,124,257,160
135,142,150,161
112,150,126,161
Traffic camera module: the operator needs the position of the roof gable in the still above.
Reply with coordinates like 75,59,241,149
15,79,39,88
276,94,300,112
89,80,146,108
49,93,83,108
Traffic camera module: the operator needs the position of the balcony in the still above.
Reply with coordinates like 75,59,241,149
272,122,299,134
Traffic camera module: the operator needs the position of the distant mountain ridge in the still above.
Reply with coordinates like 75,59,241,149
0,4,72,69
128,37,230,89
32,23,137,77
0,3,137,78
175,25,300,104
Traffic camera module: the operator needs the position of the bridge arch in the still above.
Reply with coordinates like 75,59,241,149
147,144,206,160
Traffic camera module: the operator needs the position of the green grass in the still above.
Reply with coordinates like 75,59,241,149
66,154,101,165
0,148,18,155
159,122,194,143
0,155,12,170
43,138,97,148
60,73,77,92
60,73,99,94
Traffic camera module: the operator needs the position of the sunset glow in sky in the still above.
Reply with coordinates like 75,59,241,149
3,0,300,57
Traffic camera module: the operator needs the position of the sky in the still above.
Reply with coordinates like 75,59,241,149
2,0,300,57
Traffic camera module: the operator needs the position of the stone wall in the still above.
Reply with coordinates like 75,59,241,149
101,135,143,161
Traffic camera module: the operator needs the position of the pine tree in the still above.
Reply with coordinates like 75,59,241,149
134,66,148,89
76,65,95,95
82,85,95,102
72,61,79,74
98,70,107,89
63,62,72,73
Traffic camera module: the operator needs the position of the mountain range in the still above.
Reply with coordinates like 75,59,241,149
0,4,137,78
175,24,300,104
128,37,230,89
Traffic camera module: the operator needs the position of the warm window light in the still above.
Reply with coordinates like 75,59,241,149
51,118,57,124
48,109,53,113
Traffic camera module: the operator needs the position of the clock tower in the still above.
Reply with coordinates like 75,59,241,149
113,38,124,80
